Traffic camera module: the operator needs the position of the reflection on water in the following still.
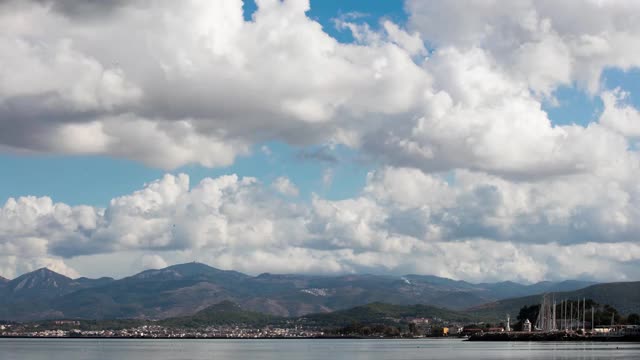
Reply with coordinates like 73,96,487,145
1,338,639,360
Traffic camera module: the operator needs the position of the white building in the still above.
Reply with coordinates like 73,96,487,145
523,319,532,332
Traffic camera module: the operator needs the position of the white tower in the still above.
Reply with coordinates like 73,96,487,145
506,314,511,332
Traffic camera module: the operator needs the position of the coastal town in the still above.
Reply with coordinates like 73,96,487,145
2,322,639,340
0,314,473,339
0,323,326,339
2,303,639,341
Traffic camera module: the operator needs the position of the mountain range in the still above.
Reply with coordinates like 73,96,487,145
0,262,601,321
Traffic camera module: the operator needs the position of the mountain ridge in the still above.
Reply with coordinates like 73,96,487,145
0,262,601,322
2,264,597,289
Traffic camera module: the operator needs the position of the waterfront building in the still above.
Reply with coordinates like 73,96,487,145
461,328,483,336
523,319,532,332
623,325,640,336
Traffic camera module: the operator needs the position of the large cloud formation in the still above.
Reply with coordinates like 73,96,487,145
2,171,640,282
0,0,427,168
2,0,640,281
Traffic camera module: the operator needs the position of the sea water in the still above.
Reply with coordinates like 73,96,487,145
1,338,639,359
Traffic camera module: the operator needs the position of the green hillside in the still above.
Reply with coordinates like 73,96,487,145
159,301,280,328
467,281,640,320
299,302,476,327
157,301,477,329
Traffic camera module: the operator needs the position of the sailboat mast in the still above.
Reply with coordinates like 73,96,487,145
560,300,563,330
564,299,568,331
570,301,573,331
582,298,586,331
562,299,567,330
552,296,556,331
540,295,544,331
578,298,581,330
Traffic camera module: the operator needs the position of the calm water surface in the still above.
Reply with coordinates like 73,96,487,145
1,338,639,360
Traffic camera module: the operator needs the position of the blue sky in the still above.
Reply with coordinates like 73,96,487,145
245,0,408,41
543,68,640,127
0,143,370,206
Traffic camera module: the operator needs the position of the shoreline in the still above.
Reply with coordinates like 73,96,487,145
0,335,357,340
468,332,640,342
1,335,639,343
0,335,461,340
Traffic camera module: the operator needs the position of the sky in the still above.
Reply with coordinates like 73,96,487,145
2,0,640,283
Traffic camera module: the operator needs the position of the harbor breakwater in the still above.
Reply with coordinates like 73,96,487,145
468,332,640,342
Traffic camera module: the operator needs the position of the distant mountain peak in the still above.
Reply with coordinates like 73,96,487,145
8,267,73,292
130,262,249,281
21,267,69,280
34,267,60,274
166,262,220,272
131,268,185,280
0,275,8,283
499,280,519,285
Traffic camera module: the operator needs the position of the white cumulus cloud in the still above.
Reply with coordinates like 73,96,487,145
272,177,300,197
2,171,640,283
0,0,429,169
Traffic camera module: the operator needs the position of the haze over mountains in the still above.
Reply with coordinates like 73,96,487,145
0,262,603,322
